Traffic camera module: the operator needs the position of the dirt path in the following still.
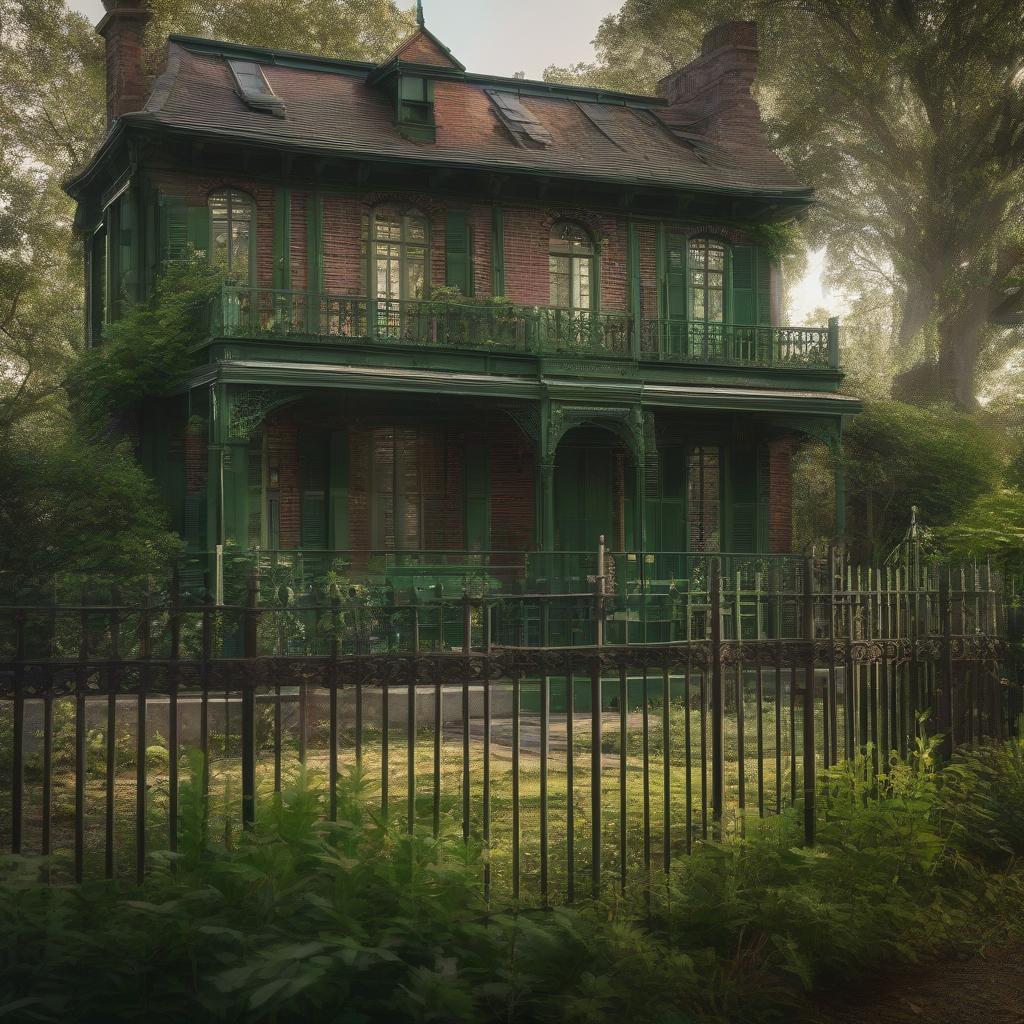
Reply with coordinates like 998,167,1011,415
807,947,1024,1023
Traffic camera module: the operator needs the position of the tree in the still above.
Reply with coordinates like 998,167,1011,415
546,1,1024,410
841,400,1005,559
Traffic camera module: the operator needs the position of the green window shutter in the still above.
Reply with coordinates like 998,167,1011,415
756,249,772,326
299,431,329,549
328,429,348,550
727,447,758,553
666,236,687,320
158,193,187,265
757,444,771,553
445,210,472,296
731,244,757,325
660,443,687,551
187,205,210,262
465,443,490,551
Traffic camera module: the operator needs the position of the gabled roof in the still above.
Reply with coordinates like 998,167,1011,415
86,32,811,201
384,26,465,71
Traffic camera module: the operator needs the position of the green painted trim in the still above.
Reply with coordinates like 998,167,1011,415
273,187,291,290
655,223,666,322
329,428,349,549
491,206,505,297
306,191,324,294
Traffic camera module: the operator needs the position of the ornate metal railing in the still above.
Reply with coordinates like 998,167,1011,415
215,288,632,359
212,287,838,369
639,319,836,368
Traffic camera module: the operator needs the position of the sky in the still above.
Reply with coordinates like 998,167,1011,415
68,0,835,321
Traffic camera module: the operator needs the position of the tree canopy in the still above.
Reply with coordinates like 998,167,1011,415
546,0,1024,411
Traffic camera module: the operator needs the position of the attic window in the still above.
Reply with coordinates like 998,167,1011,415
227,59,285,117
396,75,436,140
485,90,552,148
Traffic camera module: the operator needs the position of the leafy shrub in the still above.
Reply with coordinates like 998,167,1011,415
1,744,1023,1023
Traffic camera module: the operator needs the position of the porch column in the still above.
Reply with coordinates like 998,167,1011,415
539,459,556,550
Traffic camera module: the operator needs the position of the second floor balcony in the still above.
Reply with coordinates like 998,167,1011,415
210,286,840,372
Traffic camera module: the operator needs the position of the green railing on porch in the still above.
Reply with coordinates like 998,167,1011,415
213,286,839,369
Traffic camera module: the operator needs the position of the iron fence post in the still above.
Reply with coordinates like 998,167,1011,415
11,610,25,856
938,567,954,759
241,570,260,829
710,556,724,832
803,555,816,846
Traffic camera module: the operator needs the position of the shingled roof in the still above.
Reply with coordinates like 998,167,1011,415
119,31,809,200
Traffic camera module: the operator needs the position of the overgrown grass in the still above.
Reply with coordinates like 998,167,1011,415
1,738,1023,1023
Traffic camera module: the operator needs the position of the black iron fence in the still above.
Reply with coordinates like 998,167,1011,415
0,552,1020,903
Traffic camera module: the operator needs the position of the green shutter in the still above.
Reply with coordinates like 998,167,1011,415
666,236,687,319
329,429,348,550
445,210,472,296
731,245,757,325
727,447,758,553
465,443,490,551
732,245,772,325
757,444,771,553
660,444,687,551
187,205,209,262
756,249,772,326
299,431,329,549
159,192,187,265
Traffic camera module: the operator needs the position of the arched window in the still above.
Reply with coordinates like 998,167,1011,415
372,208,428,301
549,221,595,309
209,190,255,284
688,237,725,323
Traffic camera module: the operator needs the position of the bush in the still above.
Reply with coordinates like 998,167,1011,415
1,744,1022,1023
842,400,1005,559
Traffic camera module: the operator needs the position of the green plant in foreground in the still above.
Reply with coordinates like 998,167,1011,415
0,740,1022,1023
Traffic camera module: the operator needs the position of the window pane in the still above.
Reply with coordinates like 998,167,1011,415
405,255,425,300
573,257,591,309
374,214,401,241
687,446,720,552
708,288,724,322
406,216,427,244
230,222,250,279
707,243,724,270
550,255,571,308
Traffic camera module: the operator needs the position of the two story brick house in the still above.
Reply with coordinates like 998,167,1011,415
67,1,858,591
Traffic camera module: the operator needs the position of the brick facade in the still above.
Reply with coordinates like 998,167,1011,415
150,169,763,315
768,438,795,554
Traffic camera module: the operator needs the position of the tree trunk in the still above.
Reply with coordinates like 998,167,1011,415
935,289,991,411
896,274,937,354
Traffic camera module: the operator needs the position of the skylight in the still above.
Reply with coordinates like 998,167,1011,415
227,59,286,117
485,90,552,148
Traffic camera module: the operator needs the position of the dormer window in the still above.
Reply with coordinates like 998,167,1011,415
397,75,436,141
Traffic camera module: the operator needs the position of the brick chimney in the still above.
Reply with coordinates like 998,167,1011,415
657,21,763,144
97,0,151,129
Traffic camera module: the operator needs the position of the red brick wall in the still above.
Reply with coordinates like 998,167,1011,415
489,417,536,551
769,437,795,553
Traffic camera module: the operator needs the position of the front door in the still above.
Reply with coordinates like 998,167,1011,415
554,444,614,551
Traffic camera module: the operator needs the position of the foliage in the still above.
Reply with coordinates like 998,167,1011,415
545,0,1024,409
146,0,414,67
934,488,1024,574
841,400,1005,559
2,742,1024,1022
0,432,181,595
67,255,222,437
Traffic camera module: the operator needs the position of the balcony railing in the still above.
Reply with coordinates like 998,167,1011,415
213,286,838,369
